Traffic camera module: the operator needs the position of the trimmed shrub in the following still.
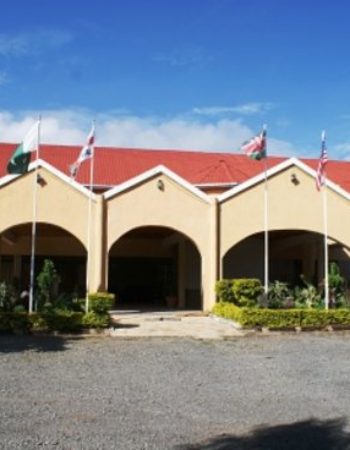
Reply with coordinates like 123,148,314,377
232,279,263,307
213,302,350,330
82,312,110,329
215,279,263,307
43,310,84,332
0,312,31,333
212,302,242,322
0,309,111,334
215,280,234,303
88,292,115,314
239,308,301,329
213,302,300,329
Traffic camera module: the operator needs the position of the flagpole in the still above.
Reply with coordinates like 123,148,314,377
29,117,41,313
263,153,269,296
85,121,95,312
323,180,329,310
261,124,269,296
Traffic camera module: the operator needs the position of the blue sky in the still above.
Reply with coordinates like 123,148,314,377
1,0,350,159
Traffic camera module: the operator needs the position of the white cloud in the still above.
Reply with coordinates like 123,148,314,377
193,102,273,116
0,30,73,56
0,109,296,157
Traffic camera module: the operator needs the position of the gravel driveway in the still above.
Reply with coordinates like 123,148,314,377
1,333,350,449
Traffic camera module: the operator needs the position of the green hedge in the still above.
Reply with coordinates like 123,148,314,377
212,302,350,330
82,312,110,329
215,279,263,307
0,310,110,334
0,312,32,333
40,311,85,332
88,292,115,314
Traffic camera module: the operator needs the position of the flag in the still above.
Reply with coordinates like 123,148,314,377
7,121,40,174
241,127,267,160
70,124,95,179
316,131,328,191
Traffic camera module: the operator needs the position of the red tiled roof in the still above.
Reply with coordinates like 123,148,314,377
1,143,350,192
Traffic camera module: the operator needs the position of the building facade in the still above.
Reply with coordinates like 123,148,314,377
0,144,350,311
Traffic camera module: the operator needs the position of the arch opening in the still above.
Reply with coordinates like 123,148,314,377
108,226,202,309
223,230,350,286
0,223,87,295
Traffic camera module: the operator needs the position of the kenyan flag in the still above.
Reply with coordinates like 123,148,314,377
241,127,267,160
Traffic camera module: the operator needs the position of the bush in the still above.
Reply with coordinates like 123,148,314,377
82,312,110,329
0,309,111,334
88,292,115,314
0,282,20,312
42,310,85,332
212,301,242,322
0,312,32,333
36,259,61,309
29,313,50,331
213,302,300,329
213,302,350,330
267,281,292,309
292,275,322,309
215,279,263,307
215,280,234,303
232,279,263,307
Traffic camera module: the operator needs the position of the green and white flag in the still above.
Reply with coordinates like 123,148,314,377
7,121,40,174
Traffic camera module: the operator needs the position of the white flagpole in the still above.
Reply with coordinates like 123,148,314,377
263,159,269,295
323,186,329,309
321,130,329,309
85,121,95,312
263,125,269,296
29,117,41,313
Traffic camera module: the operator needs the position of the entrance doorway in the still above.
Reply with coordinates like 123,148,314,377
108,226,202,309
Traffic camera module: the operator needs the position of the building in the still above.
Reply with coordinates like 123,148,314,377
0,143,350,311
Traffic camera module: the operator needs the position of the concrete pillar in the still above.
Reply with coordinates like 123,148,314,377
177,238,186,308
88,195,106,292
202,198,219,311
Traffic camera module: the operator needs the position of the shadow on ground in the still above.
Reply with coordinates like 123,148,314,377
0,335,78,353
178,418,350,450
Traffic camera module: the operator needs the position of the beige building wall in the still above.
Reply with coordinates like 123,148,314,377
1,161,350,311
220,166,350,258
106,173,216,310
0,167,105,292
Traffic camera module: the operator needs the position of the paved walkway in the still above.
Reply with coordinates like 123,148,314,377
108,309,246,339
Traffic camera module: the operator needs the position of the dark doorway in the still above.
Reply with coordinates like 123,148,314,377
108,226,202,309
109,257,176,307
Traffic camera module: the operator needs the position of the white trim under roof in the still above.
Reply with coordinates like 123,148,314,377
0,159,95,200
104,164,211,203
218,157,350,203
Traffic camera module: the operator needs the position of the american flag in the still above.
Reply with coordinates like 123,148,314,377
316,131,328,191
70,123,95,179
241,127,267,160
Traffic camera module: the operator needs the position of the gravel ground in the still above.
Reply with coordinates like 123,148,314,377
1,333,350,449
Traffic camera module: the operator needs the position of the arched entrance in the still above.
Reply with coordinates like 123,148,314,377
223,230,350,286
0,223,87,295
108,226,202,309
